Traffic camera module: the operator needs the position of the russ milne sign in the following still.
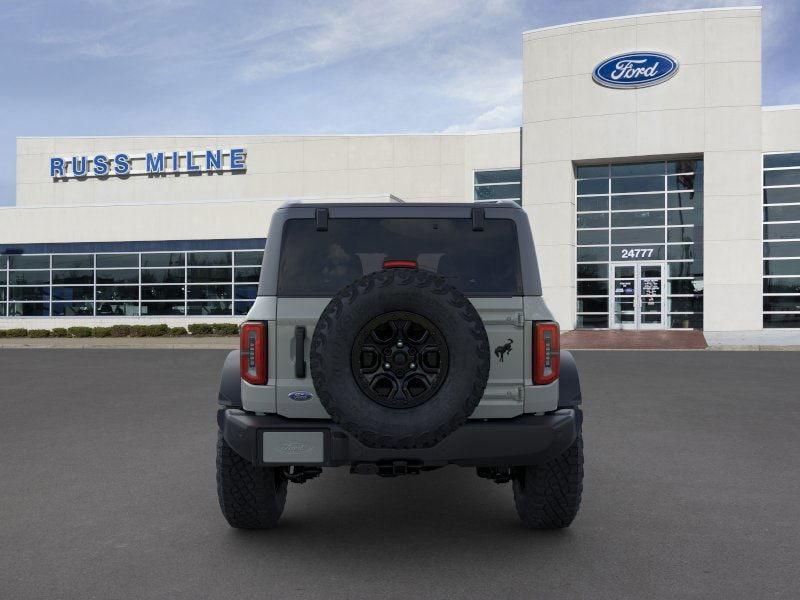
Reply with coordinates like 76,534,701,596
592,52,678,89
50,148,246,179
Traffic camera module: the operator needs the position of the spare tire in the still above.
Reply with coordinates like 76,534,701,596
310,268,490,449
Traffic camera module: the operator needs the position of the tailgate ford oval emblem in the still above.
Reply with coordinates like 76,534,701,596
288,391,313,401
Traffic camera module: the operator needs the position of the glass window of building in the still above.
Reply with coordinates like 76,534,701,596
0,243,264,319
474,169,522,205
763,153,800,328
575,159,704,330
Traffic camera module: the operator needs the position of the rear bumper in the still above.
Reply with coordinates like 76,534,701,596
217,408,582,468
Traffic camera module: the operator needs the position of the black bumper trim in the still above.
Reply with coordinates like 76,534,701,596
218,408,581,468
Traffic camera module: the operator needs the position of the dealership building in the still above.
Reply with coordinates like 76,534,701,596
2,6,799,333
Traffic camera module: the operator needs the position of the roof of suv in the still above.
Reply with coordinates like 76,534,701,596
278,199,523,210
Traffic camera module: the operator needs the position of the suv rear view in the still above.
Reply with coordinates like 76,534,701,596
216,200,583,529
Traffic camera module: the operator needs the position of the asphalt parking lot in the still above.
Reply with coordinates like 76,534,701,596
1,349,798,600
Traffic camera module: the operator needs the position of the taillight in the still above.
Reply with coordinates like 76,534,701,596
533,322,560,385
240,322,267,385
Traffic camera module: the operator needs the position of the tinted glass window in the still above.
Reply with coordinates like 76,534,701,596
188,251,232,266
141,302,185,316
141,253,185,267
141,268,185,284
764,259,800,275
576,179,608,195
611,210,664,228
52,254,93,269
667,174,698,191
234,251,264,266
188,268,231,283
610,162,663,177
577,298,608,312
474,169,521,184
10,287,50,301
52,270,93,284
234,267,260,282
277,218,522,296
667,209,697,226
764,314,800,327
764,223,800,240
187,301,232,315
9,255,48,269
763,296,800,312
96,254,138,268
141,285,185,300
764,153,800,168
576,314,608,328
9,270,50,285
575,165,608,178
611,176,663,194
577,246,608,262
577,230,608,245
96,286,139,301
96,269,138,284
577,264,608,279
474,183,521,201
53,286,94,301
577,213,608,228
764,170,800,187
611,194,663,210
577,196,608,212
611,228,664,244
764,205,800,222
763,278,800,294
763,188,800,204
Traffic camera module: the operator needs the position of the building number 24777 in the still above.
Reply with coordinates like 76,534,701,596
620,248,655,259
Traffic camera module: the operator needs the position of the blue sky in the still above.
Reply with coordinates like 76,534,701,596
1,0,798,206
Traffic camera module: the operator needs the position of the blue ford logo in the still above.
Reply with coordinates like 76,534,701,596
288,391,313,401
593,52,678,89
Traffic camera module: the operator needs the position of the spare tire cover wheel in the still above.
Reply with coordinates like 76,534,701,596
310,268,490,449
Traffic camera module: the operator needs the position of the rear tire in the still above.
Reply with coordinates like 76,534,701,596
216,431,288,529
512,434,584,529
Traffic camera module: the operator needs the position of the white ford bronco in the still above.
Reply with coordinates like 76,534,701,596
216,199,584,529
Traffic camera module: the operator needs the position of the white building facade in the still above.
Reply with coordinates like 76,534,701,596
2,6,799,332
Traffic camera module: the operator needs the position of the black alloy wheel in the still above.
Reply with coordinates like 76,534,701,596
351,311,449,409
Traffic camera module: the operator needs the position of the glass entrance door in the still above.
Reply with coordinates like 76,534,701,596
610,262,666,330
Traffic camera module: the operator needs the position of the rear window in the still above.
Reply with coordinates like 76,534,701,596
277,218,522,296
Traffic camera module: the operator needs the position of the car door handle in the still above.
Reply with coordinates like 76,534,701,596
294,326,306,378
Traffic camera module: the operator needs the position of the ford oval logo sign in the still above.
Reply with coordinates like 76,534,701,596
288,391,313,402
593,52,678,89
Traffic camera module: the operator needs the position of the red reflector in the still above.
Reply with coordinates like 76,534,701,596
533,322,560,385
240,322,267,385
383,259,418,269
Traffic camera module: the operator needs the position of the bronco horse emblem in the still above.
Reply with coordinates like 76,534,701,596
494,338,513,362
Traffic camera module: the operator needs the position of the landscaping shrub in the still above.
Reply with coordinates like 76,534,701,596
109,324,132,337
28,329,51,338
146,324,169,337
5,328,29,338
92,327,113,338
168,326,188,336
188,323,214,336
68,326,92,338
211,323,239,336
51,328,69,338
131,324,169,337
130,325,148,337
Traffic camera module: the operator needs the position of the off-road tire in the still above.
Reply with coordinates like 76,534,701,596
216,431,288,529
512,433,584,529
310,268,490,450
